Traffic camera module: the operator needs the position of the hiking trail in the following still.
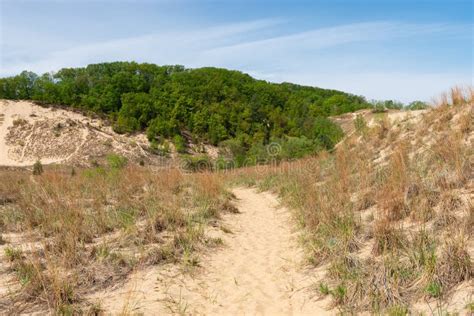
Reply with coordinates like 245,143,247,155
91,187,330,315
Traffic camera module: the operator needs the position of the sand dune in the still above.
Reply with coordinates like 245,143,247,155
0,100,155,167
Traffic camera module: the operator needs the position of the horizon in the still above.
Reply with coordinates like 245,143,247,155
1,0,472,102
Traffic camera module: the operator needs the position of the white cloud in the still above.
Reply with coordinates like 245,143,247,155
197,21,468,69
1,19,471,101
0,18,280,75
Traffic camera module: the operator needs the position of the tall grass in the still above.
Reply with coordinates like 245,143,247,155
227,86,473,313
0,164,231,313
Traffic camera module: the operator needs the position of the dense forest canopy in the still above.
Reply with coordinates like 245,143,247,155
0,62,421,162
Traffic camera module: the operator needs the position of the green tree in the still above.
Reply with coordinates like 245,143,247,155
312,117,343,149
0,62,377,160
407,101,428,110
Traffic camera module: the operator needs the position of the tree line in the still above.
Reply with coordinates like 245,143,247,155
0,62,424,161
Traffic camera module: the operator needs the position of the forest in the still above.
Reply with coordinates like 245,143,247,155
0,62,421,161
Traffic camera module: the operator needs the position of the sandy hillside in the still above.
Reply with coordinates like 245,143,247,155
88,187,332,315
331,108,427,136
0,100,162,167
0,97,471,314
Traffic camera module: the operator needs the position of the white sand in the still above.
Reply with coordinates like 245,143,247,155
0,100,159,167
0,100,87,166
90,187,331,315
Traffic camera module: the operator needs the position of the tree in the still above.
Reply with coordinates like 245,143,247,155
407,101,428,110
0,62,376,160
312,117,344,149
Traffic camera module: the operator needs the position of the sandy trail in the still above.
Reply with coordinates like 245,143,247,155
92,187,330,315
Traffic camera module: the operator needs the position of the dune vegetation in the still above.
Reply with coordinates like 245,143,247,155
0,62,427,165
230,86,473,313
0,162,235,313
0,73,470,314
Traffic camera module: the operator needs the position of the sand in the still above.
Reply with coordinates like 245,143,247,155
0,100,90,166
0,100,219,167
89,187,331,315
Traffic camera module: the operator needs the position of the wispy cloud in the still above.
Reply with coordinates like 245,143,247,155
1,19,471,101
1,18,280,75
199,21,468,68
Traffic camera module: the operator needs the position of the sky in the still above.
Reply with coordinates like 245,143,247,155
0,0,472,102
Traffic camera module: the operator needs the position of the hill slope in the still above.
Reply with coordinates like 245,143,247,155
233,87,473,314
0,87,471,314
0,100,164,167
0,62,368,155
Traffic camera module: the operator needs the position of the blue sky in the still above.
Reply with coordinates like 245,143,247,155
0,0,472,102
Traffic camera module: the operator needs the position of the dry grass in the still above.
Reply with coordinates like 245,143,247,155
0,164,232,313
0,86,471,314
228,86,473,313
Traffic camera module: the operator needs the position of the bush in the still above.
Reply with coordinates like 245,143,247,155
371,101,387,113
106,154,128,169
312,117,344,149
221,136,322,166
113,116,139,134
181,155,212,172
146,117,178,141
220,138,248,167
407,101,428,110
246,142,271,164
214,157,236,171
173,135,187,154
281,136,319,159
32,160,43,176
149,140,170,156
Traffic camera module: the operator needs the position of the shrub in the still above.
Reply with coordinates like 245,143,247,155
106,154,128,169
113,116,140,134
214,157,235,171
281,136,319,159
407,101,428,110
219,138,247,167
149,140,170,156
371,101,387,113
181,155,212,172
32,160,43,176
312,117,344,150
173,135,187,154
